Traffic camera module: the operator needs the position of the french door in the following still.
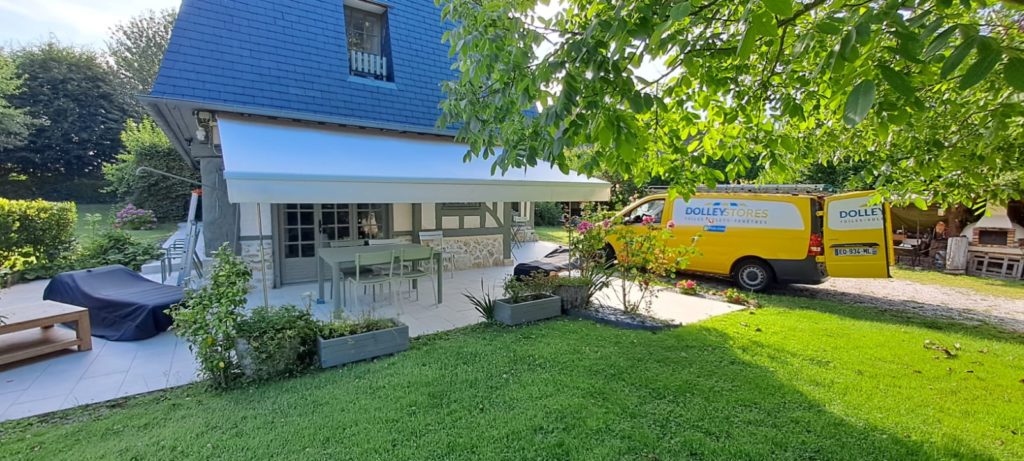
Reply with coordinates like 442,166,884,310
278,203,389,284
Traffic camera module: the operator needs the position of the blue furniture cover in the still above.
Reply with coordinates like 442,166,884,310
513,247,574,279
43,265,183,341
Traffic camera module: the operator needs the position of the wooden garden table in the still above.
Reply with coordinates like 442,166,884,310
0,301,92,366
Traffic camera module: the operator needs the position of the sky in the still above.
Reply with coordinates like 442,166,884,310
0,0,180,50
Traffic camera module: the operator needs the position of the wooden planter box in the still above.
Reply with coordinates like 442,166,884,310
317,320,409,369
494,294,561,325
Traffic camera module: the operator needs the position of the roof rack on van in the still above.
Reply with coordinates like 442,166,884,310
647,184,832,195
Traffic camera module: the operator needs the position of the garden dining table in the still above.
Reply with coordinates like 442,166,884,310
317,243,443,310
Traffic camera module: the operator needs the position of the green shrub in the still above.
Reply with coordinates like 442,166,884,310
0,176,115,203
171,245,252,389
462,279,497,321
0,198,77,278
533,201,564,226
75,230,161,271
103,118,198,222
236,305,319,381
318,317,398,339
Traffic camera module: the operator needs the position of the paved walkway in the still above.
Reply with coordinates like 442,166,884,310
0,240,742,422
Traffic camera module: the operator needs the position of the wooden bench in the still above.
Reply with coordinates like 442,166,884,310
0,301,92,366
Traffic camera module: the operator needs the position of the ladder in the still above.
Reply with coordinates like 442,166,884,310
175,190,204,287
648,184,832,195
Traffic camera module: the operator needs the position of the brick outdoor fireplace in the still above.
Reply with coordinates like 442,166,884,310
962,205,1024,279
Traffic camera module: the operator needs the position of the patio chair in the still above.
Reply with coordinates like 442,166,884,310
511,215,530,250
368,238,404,246
367,238,405,274
346,250,396,311
398,245,437,304
159,239,187,283
418,230,455,278
325,240,364,294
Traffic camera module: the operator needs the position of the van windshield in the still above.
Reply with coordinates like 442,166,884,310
625,199,665,224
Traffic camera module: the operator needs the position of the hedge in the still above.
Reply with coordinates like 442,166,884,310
0,198,77,279
0,177,116,203
533,201,564,226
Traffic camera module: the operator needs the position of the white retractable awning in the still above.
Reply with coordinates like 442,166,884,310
216,116,610,204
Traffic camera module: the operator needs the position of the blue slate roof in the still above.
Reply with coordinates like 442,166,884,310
151,0,457,133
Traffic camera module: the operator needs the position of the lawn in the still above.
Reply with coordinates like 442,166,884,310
1,296,1021,460
534,225,569,244
75,203,178,245
893,267,1024,300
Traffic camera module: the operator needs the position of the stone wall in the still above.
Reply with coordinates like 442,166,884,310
240,239,274,286
424,234,504,269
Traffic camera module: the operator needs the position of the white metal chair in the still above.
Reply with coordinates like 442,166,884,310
418,230,455,278
346,250,395,311
511,215,531,249
398,245,437,304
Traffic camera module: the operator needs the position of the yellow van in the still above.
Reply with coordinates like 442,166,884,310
608,187,894,291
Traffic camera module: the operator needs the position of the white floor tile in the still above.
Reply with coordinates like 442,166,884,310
61,372,127,409
3,395,65,420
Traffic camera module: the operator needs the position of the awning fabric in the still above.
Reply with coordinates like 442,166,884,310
217,116,610,204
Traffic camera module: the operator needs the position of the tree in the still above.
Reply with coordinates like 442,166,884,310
439,0,1024,206
106,8,177,114
3,42,130,179
0,53,35,152
103,117,198,221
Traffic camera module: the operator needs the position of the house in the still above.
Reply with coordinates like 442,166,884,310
142,0,608,287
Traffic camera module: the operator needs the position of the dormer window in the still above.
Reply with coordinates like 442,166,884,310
345,0,390,81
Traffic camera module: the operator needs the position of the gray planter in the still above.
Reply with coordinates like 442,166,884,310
317,320,409,368
494,294,562,325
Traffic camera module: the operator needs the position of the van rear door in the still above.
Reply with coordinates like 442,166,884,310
823,191,893,278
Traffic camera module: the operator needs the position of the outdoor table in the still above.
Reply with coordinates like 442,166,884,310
0,300,92,366
317,243,443,310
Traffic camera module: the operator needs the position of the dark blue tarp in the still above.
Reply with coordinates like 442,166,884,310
514,247,574,279
43,265,183,341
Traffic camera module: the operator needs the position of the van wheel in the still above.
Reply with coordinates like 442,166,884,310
733,259,774,292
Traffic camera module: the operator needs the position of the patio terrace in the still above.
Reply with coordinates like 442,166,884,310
0,241,741,422
0,242,554,421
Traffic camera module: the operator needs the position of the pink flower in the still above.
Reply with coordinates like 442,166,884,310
602,219,611,228
666,220,676,229
641,215,655,225
675,280,696,289
576,221,594,234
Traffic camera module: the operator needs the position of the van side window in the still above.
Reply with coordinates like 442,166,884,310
626,199,665,224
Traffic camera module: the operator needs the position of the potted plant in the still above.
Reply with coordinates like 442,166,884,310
316,316,409,368
493,273,562,325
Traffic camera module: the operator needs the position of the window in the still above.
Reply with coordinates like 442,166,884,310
320,203,388,241
345,1,390,80
625,199,665,225
345,6,382,55
441,202,484,211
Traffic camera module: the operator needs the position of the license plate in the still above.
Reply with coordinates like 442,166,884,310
834,247,878,257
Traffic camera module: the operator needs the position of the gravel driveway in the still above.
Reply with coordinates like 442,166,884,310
780,277,1024,334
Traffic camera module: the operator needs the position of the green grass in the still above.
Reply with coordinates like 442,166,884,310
534,225,569,244
75,203,178,245
893,267,1024,300
2,296,1022,460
